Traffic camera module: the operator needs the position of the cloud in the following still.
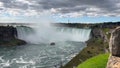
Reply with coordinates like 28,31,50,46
0,0,119,17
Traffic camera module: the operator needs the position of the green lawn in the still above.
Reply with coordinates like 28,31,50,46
77,53,109,68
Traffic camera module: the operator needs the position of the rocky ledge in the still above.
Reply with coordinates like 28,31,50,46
0,26,26,46
107,27,120,68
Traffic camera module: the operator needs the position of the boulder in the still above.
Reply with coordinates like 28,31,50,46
109,27,120,57
107,56,120,68
107,27,120,68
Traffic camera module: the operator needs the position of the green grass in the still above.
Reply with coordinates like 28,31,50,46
77,53,109,68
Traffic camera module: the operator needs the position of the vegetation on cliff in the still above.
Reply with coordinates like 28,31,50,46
61,38,107,68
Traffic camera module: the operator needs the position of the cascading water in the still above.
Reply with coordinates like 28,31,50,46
16,26,91,44
16,26,35,43
56,27,91,42
0,24,91,68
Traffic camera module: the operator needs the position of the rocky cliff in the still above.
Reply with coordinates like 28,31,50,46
0,26,26,46
107,27,120,68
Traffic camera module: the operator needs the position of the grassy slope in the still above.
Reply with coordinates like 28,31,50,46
77,53,109,68
61,38,106,68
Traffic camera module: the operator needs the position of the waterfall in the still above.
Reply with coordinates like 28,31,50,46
16,26,91,44
16,26,35,43
56,27,91,42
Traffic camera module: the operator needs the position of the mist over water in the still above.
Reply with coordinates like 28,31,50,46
16,23,91,44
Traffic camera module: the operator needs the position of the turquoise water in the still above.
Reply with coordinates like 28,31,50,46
0,41,86,68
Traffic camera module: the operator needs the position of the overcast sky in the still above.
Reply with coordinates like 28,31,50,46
0,0,120,23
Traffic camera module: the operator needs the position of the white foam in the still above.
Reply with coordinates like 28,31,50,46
0,56,36,68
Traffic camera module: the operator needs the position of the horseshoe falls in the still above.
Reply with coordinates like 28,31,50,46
0,25,91,68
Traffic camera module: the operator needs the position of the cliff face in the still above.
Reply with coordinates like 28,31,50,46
107,27,120,68
0,26,26,46
0,26,17,41
91,28,104,38
91,28,109,43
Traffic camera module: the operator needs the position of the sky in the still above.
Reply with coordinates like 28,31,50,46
0,0,120,23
